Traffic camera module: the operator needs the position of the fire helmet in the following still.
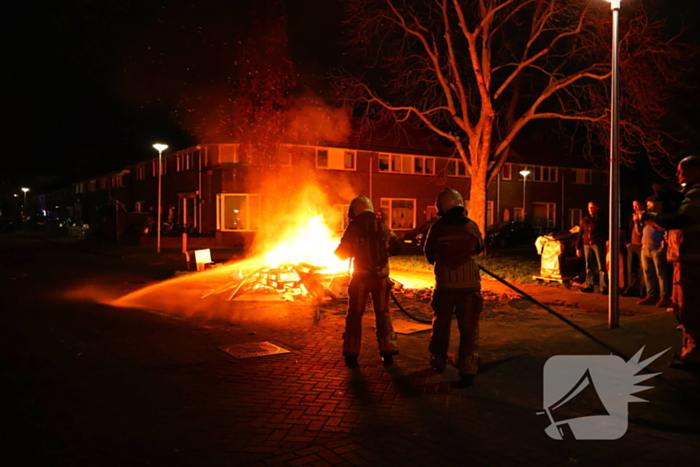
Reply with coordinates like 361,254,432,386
348,195,374,219
436,188,464,216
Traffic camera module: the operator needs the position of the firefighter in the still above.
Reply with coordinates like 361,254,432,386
334,195,401,368
423,188,484,384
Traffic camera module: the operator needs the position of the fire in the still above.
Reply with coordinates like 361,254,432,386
264,214,349,274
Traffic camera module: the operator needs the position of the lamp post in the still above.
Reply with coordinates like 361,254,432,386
606,0,621,328
519,170,530,221
153,143,168,253
21,187,29,220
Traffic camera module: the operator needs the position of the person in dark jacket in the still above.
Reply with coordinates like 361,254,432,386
335,195,400,368
622,200,645,297
423,188,483,384
642,156,700,369
576,201,609,294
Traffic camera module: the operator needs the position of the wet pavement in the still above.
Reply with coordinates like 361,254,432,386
1,233,699,466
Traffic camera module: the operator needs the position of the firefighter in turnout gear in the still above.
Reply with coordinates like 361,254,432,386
424,188,484,383
334,195,401,368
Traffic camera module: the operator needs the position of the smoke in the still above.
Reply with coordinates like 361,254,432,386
284,93,352,146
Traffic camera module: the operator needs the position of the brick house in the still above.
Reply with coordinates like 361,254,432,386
38,125,607,247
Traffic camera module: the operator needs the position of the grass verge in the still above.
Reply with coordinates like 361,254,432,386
390,246,543,285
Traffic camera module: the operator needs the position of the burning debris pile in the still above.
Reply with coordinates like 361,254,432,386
202,262,350,302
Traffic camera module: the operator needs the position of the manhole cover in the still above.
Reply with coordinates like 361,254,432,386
219,341,291,359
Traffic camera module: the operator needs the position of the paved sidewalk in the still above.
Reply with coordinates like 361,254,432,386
2,233,699,466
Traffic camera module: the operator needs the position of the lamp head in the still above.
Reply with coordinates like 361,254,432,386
21,187,29,193
153,143,168,152
605,0,621,10
519,170,530,177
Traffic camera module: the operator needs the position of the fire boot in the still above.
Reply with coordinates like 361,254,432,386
344,355,359,368
456,354,480,378
430,355,448,373
380,353,395,367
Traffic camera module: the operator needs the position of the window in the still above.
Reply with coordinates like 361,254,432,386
135,201,144,213
278,145,292,166
378,153,435,175
533,166,557,182
501,163,512,180
111,176,123,187
447,159,469,177
391,155,401,172
517,165,556,182
219,145,238,164
379,154,390,172
217,194,260,231
344,151,355,170
533,202,556,228
152,160,158,177
414,157,424,174
573,169,592,185
316,149,328,168
136,165,145,180
380,198,416,230
569,208,583,229
176,155,182,172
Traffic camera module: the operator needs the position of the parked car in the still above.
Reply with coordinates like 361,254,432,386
486,222,536,248
400,220,436,248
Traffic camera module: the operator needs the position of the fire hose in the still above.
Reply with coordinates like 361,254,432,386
391,263,629,360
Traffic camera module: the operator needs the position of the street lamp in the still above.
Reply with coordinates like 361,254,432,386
153,143,168,253
21,187,30,220
606,0,621,328
519,170,530,221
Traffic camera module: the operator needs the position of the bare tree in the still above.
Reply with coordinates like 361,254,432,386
340,0,687,233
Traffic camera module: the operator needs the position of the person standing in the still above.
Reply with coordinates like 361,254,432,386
423,188,483,384
636,197,671,307
622,200,645,297
576,201,609,294
335,195,400,368
643,156,700,369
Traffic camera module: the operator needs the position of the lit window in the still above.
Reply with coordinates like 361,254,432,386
218,194,260,231
380,198,416,230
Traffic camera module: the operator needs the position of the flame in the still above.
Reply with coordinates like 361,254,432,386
264,214,349,274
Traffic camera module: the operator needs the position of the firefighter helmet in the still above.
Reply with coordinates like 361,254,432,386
348,195,374,219
436,188,464,216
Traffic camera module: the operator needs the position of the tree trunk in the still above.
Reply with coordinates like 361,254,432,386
468,163,489,238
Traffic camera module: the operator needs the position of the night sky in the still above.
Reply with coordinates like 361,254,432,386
3,0,343,189
3,0,699,191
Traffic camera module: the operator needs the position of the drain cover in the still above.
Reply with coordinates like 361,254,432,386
219,341,291,359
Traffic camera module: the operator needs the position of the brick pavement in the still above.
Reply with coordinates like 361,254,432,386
2,233,700,466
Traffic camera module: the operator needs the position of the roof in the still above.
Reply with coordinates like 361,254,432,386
322,118,454,157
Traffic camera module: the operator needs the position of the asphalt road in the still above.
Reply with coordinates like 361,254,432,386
2,233,699,466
